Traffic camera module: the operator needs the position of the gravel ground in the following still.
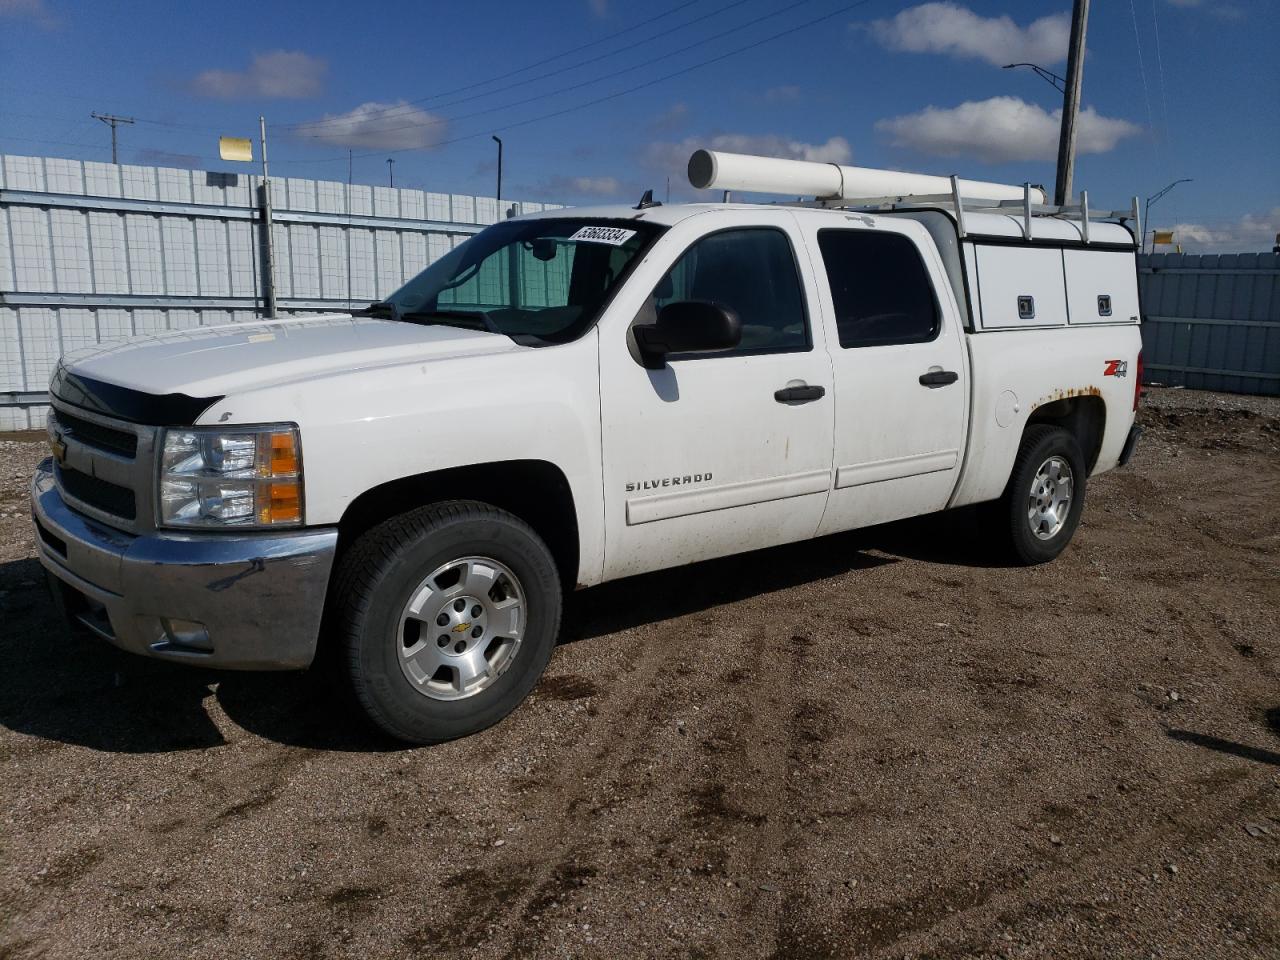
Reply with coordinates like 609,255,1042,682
1,387,1278,960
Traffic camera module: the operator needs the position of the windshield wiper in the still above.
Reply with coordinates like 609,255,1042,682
352,300,401,321
400,309,502,335
354,302,502,336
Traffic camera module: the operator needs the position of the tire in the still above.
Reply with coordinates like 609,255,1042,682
989,425,1087,566
332,501,562,744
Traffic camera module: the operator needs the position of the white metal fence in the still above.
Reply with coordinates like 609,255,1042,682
9,154,1278,431
0,154,560,429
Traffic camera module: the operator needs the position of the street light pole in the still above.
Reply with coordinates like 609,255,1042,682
1002,63,1065,93
492,135,503,201
259,115,277,319
1142,178,1192,253
1054,0,1090,206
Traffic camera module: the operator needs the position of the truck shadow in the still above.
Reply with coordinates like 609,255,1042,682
0,557,384,754
0,507,1004,754
563,505,1007,642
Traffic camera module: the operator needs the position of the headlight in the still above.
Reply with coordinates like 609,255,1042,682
157,424,303,528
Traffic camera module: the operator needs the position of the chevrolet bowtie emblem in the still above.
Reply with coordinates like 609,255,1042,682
49,431,67,464
452,622,471,633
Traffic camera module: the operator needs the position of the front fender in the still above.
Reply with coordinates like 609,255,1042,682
197,332,606,585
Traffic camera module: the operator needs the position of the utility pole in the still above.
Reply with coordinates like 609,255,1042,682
259,116,278,319
90,112,134,165
492,135,503,201
387,158,395,188
1054,0,1089,206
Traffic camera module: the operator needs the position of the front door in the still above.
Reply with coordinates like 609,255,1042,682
598,211,835,581
802,221,969,535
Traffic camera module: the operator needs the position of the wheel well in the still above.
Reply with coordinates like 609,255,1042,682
335,460,580,585
1025,395,1106,473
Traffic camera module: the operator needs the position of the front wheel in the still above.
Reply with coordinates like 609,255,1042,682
989,425,1087,566
332,501,562,744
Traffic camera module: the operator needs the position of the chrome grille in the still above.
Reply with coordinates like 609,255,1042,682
47,400,159,534
50,408,138,458
54,464,137,520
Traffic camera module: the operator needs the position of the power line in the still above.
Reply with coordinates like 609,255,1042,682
278,0,882,166
5,0,886,175
291,0,820,143
0,133,116,151
1149,0,1180,224
0,1,754,142
283,0,744,133
404,0,705,104
1128,0,1158,169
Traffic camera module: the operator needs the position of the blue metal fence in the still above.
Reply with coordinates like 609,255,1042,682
1138,252,1280,396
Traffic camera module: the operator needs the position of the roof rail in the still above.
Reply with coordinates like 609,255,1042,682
777,182,1140,245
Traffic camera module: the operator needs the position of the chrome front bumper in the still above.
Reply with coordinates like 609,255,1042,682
31,458,338,670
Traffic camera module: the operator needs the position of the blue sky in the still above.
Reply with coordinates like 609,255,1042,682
2,0,1276,251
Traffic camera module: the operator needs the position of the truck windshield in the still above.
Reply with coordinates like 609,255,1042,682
376,218,663,345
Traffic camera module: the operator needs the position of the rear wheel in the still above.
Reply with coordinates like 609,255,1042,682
989,425,1086,565
332,501,562,744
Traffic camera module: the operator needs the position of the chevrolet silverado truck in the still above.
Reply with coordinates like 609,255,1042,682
31,152,1143,744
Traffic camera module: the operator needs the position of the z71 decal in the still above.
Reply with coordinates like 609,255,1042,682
1103,359,1129,378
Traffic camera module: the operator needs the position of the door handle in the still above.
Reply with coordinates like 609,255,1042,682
774,384,826,404
918,370,959,388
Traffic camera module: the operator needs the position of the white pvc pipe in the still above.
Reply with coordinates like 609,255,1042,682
687,149,1045,204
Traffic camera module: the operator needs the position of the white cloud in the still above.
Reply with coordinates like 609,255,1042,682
193,50,327,99
542,175,622,197
294,101,448,151
876,96,1140,163
650,102,690,133
1164,0,1243,18
867,3,1070,67
1167,208,1280,254
763,85,802,103
0,0,58,27
645,134,852,178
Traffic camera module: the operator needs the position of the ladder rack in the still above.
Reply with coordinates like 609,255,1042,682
781,180,1141,245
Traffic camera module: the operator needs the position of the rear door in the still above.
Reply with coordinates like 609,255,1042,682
597,210,835,580
802,221,969,535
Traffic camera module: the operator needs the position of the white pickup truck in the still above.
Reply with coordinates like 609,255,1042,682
31,152,1143,743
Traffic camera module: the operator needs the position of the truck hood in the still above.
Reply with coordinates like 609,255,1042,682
60,313,523,400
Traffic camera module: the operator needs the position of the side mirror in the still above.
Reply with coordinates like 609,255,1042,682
634,300,741,368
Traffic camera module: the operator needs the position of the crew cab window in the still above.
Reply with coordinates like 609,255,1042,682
816,230,940,348
654,228,809,354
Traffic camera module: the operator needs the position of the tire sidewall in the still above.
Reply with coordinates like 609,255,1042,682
1008,429,1087,564
350,512,560,742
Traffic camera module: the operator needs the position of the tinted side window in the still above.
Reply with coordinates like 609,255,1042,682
655,228,808,353
816,230,940,348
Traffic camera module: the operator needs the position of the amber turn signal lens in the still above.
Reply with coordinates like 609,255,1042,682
258,430,299,477
258,481,301,525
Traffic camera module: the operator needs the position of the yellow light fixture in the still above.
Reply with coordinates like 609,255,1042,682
218,136,253,162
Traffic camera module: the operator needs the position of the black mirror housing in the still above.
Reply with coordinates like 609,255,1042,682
635,300,741,368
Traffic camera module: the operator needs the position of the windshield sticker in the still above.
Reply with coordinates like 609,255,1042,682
568,225,637,246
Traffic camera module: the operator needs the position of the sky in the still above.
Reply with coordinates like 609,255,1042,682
1,0,1277,252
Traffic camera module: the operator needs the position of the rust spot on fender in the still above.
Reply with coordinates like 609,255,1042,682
1029,385,1103,412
